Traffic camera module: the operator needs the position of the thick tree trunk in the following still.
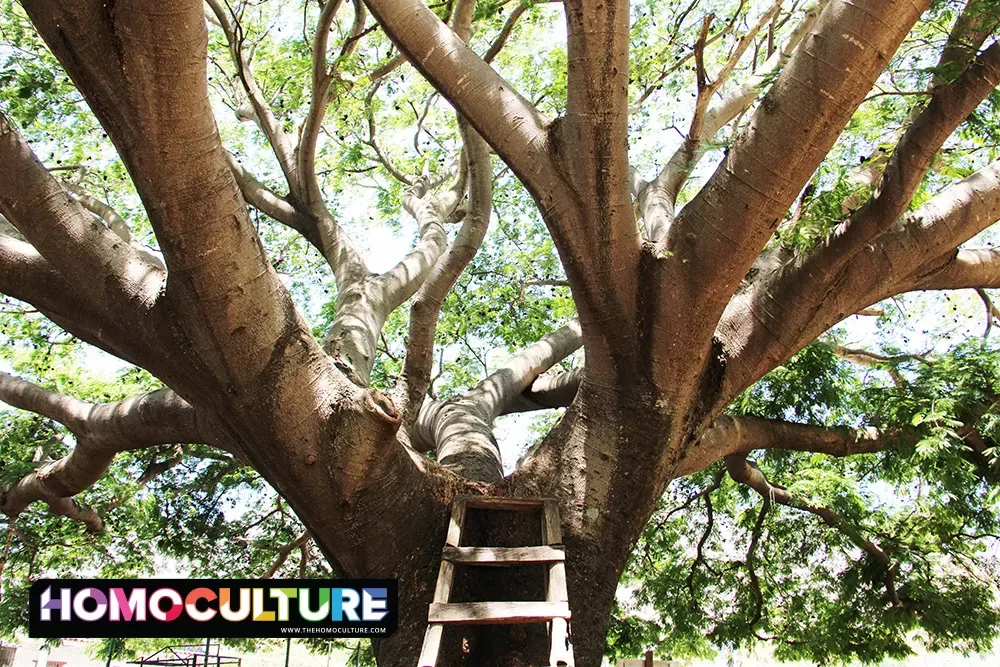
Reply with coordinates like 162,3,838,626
367,490,636,667
12,2,997,667
357,375,677,667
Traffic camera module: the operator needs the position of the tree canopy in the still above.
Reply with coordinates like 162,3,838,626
1,0,1000,665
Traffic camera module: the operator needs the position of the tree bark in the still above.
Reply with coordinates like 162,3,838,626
7,2,1000,666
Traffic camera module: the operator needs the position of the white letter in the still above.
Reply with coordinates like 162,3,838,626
149,589,183,622
269,588,297,622
362,589,387,622
39,587,71,622
73,588,108,622
110,588,147,622
338,589,360,622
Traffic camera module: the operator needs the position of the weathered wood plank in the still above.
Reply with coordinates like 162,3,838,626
542,499,563,544
455,495,550,511
428,601,571,624
546,559,569,603
445,498,467,547
441,545,565,564
417,623,444,667
420,500,466,666
549,616,573,666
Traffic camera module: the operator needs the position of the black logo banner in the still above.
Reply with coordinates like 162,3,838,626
29,579,397,638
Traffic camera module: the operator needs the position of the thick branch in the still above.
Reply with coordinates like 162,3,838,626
794,40,1000,285
41,497,105,533
470,319,582,420
503,367,584,415
725,452,902,607
655,0,929,392
0,234,184,376
715,39,1000,402
675,414,894,477
23,0,323,394
0,372,205,452
363,0,558,200
928,0,1000,91
913,248,1000,291
0,114,165,320
0,374,212,530
61,181,169,270
0,234,89,325
716,160,1000,411
413,320,582,480
547,0,643,354
398,125,491,424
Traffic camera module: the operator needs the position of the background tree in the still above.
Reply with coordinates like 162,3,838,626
2,0,1000,665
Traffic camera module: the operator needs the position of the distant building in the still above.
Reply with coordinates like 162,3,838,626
0,638,126,667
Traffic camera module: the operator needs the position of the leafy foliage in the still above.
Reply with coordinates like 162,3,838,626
1,0,1000,664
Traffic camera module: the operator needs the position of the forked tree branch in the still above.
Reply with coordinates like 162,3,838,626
725,452,903,607
0,373,217,531
777,40,1000,293
715,159,1000,411
318,149,467,381
363,82,415,186
206,0,301,198
227,154,315,234
227,153,368,284
727,34,1000,381
297,0,368,211
413,320,582,480
363,0,558,200
398,125,490,425
263,530,313,578
394,0,493,423
656,0,929,387
637,1,821,243
378,168,467,311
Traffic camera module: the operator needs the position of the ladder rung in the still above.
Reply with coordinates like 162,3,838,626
442,545,565,565
456,495,548,511
428,601,571,625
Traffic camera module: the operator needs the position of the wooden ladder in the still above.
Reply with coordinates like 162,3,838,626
417,496,575,667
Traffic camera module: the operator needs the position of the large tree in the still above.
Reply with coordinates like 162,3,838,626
2,0,1000,664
